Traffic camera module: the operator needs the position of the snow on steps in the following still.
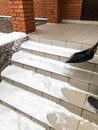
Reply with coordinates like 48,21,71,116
12,50,98,90
21,40,98,67
2,65,98,119
1,38,98,129
0,80,98,130
0,104,46,130
21,40,79,59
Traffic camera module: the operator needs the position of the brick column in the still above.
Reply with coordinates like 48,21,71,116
47,0,61,23
9,0,35,34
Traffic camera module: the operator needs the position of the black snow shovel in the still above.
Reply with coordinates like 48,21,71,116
66,42,98,63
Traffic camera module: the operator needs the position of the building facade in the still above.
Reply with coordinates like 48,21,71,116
0,0,98,33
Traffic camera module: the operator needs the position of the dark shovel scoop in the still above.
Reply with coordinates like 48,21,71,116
66,42,98,63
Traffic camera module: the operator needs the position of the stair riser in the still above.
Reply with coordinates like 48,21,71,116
12,61,98,94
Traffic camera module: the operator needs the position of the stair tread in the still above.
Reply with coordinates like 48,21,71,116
1,38,98,129
22,40,98,64
22,40,79,57
0,80,80,129
12,50,98,85
2,65,97,113
0,104,46,130
1,65,86,107
12,50,73,76
0,80,98,130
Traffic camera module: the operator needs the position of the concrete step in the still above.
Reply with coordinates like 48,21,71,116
11,50,98,94
0,104,46,130
21,40,79,60
1,64,98,123
28,34,98,55
21,40,98,71
0,80,98,130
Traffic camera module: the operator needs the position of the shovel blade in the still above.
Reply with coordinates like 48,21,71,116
66,42,98,63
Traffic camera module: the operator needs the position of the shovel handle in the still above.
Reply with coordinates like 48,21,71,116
92,42,98,49
87,42,98,53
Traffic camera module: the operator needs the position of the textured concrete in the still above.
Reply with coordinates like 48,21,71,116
32,23,98,46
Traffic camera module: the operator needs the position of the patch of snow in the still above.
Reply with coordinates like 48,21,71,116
0,15,11,18
35,18,48,20
12,50,93,78
2,65,89,96
0,32,26,46
0,80,98,130
22,40,80,57
0,80,83,130
12,50,74,76
0,81,68,115
2,65,96,109
0,104,46,130
1,65,71,99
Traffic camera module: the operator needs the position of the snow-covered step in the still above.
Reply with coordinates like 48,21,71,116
0,104,46,130
21,40,79,59
12,50,98,88
2,65,98,114
0,32,27,46
1,65,88,110
21,40,98,70
2,65,98,123
0,80,98,130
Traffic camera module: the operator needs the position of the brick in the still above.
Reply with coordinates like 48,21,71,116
9,0,35,33
0,0,10,16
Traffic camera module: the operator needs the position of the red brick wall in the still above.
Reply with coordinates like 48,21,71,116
61,0,83,20
34,0,61,23
34,0,47,18
9,0,35,33
0,0,83,20
34,0,82,20
47,0,61,23
0,0,10,16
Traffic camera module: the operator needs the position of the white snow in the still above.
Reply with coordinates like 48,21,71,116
0,80,82,129
0,32,26,46
12,50,74,76
0,104,46,130
0,15,11,18
2,65,89,108
0,31,98,129
22,40,80,57
0,80,98,130
35,18,48,20
12,50,94,82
